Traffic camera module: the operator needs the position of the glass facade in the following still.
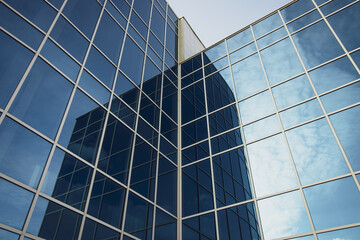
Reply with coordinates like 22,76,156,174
0,0,359,239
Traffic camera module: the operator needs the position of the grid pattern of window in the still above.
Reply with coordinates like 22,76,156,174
0,0,179,239
180,0,360,239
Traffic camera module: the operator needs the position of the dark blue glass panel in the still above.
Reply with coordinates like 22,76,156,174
88,172,125,228
149,32,164,59
183,213,216,240
286,10,321,33
48,0,64,9
182,141,209,165
27,197,81,239
157,158,177,214
50,16,89,62
4,0,56,31
161,113,177,145
218,203,261,240
128,24,146,50
211,128,243,155
330,106,360,171
106,1,127,29
162,77,178,122
261,38,304,85
281,0,315,22
0,31,33,109
209,105,239,136
86,46,116,88
120,37,145,85
137,117,159,148
130,11,148,39
351,50,360,68
182,160,214,216
63,0,101,38
111,0,131,19
10,58,73,139
182,81,206,123
115,71,140,110
131,138,157,200
159,137,177,164
133,0,151,24
151,7,165,42
182,117,208,147
59,90,106,164
304,177,360,230
0,3,43,49
227,28,253,53
166,24,177,58
124,192,153,237
142,57,162,104
0,178,33,229
0,229,19,240
181,54,202,77
41,39,80,81
82,218,120,240
94,12,125,64
42,148,92,211
327,2,360,51
0,117,52,187
140,95,160,129
308,56,359,94
79,70,111,105
154,208,176,240
292,21,344,69
252,12,283,38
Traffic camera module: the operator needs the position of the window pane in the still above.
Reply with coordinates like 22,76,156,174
151,7,165,42
292,21,344,69
286,119,349,185
327,2,360,51
258,191,312,239
79,70,111,105
94,11,125,64
243,115,281,142
286,10,321,33
281,0,315,22
261,38,304,85
27,197,82,239
247,134,298,197
0,117,52,188
229,43,257,63
308,56,359,94
239,91,275,124
183,213,216,240
133,0,151,24
63,0,101,38
0,178,33,229
252,12,283,38
227,28,253,52
257,27,287,49
0,3,44,49
0,31,33,109
232,54,268,100
4,0,56,31
82,218,121,240
330,106,360,171
304,177,360,230
120,37,145,85
317,226,360,240
272,74,314,110
51,16,89,62
0,229,19,240
203,41,227,63
10,58,73,139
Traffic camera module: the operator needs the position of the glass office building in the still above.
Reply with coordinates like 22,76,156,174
0,0,359,239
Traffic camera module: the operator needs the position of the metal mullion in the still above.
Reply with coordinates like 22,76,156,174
227,40,254,56
326,102,360,117
284,7,318,25
200,47,221,240
285,4,360,191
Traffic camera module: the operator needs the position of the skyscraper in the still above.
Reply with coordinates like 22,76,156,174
0,0,359,239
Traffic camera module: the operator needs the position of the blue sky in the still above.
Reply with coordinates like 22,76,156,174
166,0,292,47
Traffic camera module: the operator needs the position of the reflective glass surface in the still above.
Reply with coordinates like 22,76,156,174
317,226,360,240
243,115,281,142
320,0,355,16
280,99,323,129
0,30,33,109
0,117,51,187
327,2,360,51
252,13,283,38
79,70,111,105
94,11,125,64
239,91,275,124
330,106,360,171
203,41,227,63
10,58,73,139
281,0,316,22
292,21,344,69
0,3,44,49
286,10,321,33
257,27,287,49
82,218,121,240
0,229,19,240
304,177,360,230
229,43,257,63
0,178,33,229
272,74,314,110
247,134,298,197
286,119,349,185
232,54,268,100
308,56,359,94
227,28,253,53
258,191,312,239
183,212,216,240
260,38,304,85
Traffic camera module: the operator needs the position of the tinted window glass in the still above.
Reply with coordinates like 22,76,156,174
10,58,73,139
252,13,283,38
227,28,253,52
